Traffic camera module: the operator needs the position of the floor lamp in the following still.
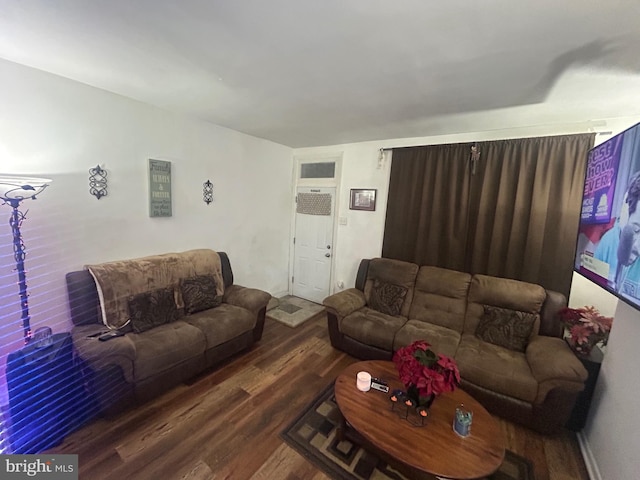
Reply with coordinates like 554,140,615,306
0,176,51,345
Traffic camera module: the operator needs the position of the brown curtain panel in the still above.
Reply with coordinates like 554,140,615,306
383,143,472,271
382,134,595,297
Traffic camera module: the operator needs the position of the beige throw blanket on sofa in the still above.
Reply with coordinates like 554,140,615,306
87,249,224,329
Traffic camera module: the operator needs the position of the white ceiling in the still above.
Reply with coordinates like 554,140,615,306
1,1,640,148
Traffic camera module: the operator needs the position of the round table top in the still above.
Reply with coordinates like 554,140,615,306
335,360,505,480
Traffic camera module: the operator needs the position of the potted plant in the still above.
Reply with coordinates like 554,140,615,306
392,340,460,408
558,306,613,356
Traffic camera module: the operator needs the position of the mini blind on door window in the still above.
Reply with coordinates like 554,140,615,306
297,193,332,215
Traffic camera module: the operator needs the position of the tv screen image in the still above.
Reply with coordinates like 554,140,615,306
574,121,640,310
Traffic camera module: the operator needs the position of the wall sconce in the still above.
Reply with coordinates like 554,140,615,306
0,176,52,344
203,180,213,205
89,165,107,199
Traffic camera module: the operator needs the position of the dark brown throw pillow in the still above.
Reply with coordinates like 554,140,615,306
181,275,222,314
127,287,178,334
475,305,537,352
368,279,408,316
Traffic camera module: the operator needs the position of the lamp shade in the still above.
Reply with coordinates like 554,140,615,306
0,176,52,202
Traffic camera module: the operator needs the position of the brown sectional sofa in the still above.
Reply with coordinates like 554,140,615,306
323,258,588,434
65,249,271,415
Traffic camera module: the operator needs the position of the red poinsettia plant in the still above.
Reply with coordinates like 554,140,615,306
392,340,460,402
558,306,613,355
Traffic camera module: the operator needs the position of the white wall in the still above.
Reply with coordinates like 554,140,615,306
568,273,619,316
295,116,640,478
582,299,639,480
0,59,293,405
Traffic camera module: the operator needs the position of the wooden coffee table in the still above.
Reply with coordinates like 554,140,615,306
335,360,505,480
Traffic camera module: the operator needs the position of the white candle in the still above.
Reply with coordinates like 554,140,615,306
356,371,371,392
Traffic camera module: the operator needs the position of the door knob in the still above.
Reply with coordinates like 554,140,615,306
327,245,331,249
325,253,331,257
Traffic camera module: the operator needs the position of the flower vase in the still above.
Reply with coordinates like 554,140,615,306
406,385,435,409
567,336,596,357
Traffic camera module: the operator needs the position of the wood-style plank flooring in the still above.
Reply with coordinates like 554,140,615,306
49,314,590,480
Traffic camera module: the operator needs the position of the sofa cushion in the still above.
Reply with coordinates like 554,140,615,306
463,274,546,336
393,320,461,358
184,303,256,348
87,249,225,329
369,279,408,316
131,321,206,381
364,258,418,318
181,275,223,314
340,307,407,351
455,334,538,403
475,305,537,352
127,287,179,333
409,266,471,333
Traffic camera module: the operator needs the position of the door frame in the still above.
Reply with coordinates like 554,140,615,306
289,152,343,297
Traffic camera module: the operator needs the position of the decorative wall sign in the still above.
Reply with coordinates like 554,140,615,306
89,165,108,199
349,188,377,211
203,179,213,205
149,159,172,217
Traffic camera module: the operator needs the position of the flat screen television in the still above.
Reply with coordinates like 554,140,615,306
574,121,640,310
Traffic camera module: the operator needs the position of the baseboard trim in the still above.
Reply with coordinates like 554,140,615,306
577,430,602,480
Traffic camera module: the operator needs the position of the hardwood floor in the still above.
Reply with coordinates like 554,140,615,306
49,314,590,480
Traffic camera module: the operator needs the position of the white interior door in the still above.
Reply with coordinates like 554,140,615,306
292,187,335,303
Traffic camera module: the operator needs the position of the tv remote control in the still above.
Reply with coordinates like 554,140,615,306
370,377,389,393
98,331,125,341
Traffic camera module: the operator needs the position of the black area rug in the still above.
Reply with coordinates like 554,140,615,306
280,382,535,480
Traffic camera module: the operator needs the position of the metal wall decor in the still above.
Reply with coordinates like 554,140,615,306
89,165,108,199
203,179,213,205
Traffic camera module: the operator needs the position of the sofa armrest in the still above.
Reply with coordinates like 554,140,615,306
539,289,567,337
72,325,136,383
66,270,102,326
223,284,271,315
323,288,366,319
527,336,588,403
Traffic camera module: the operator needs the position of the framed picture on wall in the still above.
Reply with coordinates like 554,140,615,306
349,188,377,211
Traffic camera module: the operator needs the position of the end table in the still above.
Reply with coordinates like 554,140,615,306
5,332,95,453
566,344,603,431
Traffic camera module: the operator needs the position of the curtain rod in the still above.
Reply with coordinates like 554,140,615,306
379,131,612,152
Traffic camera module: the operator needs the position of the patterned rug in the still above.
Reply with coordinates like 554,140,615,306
280,383,535,480
267,295,325,327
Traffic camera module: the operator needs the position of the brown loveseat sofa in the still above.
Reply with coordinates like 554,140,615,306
66,249,271,415
323,258,588,434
